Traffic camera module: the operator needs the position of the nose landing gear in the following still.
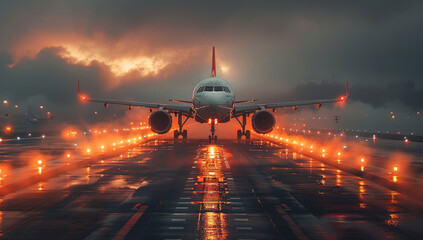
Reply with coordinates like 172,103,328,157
208,118,218,143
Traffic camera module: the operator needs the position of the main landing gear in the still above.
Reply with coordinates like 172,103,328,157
235,113,251,140
174,113,189,139
208,119,218,143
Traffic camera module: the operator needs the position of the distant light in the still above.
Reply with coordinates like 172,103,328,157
14,105,18,108
17,137,20,140
391,115,395,119
405,139,409,143
66,154,71,158
3,100,8,104
38,160,42,165
100,145,105,149
40,105,44,109
394,166,398,172
337,152,341,156
0,138,2,142
86,148,91,153
42,135,45,138
360,158,365,163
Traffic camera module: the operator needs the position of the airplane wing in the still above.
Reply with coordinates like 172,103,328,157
234,81,349,114
78,81,192,114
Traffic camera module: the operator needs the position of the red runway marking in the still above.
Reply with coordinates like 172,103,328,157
112,205,148,240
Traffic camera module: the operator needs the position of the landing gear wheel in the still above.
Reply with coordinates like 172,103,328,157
208,135,212,143
245,130,251,140
174,130,179,139
214,135,217,143
182,130,187,139
237,130,242,140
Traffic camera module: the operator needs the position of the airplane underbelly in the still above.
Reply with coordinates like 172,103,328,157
195,105,231,123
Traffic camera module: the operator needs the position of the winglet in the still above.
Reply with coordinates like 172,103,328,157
346,81,349,97
77,80,80,95
77,80,89,102
211,46,216,77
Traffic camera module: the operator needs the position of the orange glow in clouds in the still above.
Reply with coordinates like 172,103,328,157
8,33,203,88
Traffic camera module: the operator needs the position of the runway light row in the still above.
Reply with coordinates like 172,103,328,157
80,132,158,157
262,131,401,183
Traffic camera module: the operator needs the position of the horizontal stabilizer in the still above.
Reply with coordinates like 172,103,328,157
168,99,192,104
235,99,257,104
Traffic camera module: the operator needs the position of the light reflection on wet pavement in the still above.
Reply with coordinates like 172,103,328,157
0,138,421,239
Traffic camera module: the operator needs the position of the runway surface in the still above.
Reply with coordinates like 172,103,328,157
0,137,422,239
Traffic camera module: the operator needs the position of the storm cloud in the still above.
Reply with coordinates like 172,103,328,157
0,0,422,133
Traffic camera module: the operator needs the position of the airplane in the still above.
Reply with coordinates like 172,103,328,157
78,47,349,143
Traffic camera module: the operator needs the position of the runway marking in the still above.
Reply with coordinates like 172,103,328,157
112,205,148,240
236,227,252,230
274,206,308,240
168,226,184,230
171,218,186,221
131,203,141,211
232,207,245,210
234,218,249,221
175,207,188,210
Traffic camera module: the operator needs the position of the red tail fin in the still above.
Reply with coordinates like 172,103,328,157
211,46,216,77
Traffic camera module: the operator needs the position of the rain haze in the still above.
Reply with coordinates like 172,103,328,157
3,2,423,240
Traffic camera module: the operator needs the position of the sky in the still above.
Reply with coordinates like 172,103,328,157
0,0,422,134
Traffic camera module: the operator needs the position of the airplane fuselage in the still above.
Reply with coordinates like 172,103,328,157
192,77,235,123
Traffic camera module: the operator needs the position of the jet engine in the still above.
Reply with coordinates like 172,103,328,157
149,110,172,134
251,110,275,134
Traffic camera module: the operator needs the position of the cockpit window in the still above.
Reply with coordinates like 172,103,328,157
197,86,204,93
204,86,213,91
223,86,231,93
214,86,223,91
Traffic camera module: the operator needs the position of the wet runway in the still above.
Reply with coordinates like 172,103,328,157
0,137,422,239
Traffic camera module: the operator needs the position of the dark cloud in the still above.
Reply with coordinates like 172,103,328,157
0,1,422,133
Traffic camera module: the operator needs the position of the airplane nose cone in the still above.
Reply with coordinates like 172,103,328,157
203,93,228,105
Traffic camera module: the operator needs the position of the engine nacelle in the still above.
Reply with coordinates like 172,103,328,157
149,110,172,134
251,110,275,134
